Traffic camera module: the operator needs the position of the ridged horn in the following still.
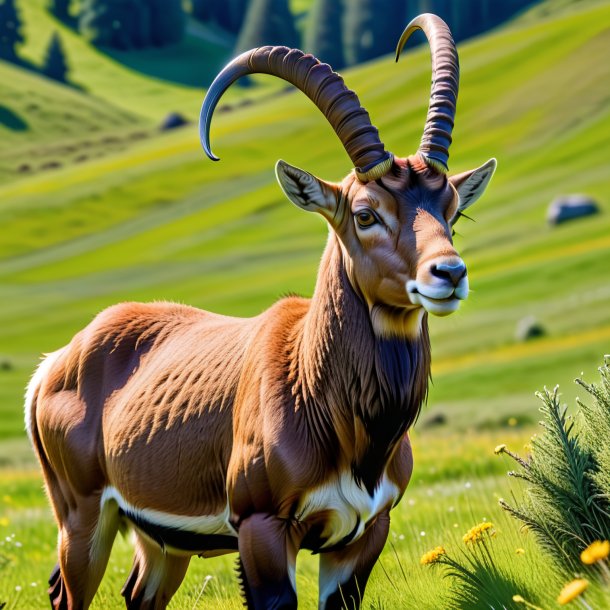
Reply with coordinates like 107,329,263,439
396,14,459,173
199,46,393,183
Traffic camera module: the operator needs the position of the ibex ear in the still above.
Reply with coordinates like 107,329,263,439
449,158,497,223
275,160,339,220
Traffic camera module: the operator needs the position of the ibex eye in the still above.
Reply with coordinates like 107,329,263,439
355,210,377,228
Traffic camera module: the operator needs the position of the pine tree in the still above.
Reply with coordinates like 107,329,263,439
235,0,299,54
79,0,184,50
191,0,213,23
148,0,185,47
42,32,69,83
192,0,248,34
343,0,401,66
49,0,72,22
0,0,24,63
79,0,152,49
304,0,345,69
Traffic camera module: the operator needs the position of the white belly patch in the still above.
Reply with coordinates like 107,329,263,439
295,471,399,549
100,487,237,551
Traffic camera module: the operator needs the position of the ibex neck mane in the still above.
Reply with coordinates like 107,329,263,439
292,234,430,493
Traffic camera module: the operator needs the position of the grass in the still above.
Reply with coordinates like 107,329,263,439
0,0,609,606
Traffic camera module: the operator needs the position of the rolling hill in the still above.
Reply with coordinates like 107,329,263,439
0,0,609,439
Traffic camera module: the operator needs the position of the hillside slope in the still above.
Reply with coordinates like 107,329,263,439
13,0,280,120
0,59,150,184
0,0,609,437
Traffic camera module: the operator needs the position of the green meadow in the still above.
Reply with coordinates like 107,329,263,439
1,0,609,607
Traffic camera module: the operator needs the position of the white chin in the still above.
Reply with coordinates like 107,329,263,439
418,295,461,317
406,278,468,317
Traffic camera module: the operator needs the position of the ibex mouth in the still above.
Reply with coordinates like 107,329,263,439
406,277,469,317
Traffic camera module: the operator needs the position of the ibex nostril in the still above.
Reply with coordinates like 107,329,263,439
430,261,467,285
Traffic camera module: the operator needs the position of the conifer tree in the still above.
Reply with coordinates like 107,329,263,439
49,0,72,22
79,0,151,49
343,0,403,66
79,0,184,50
192,0,248,34
236,0,298,54
304,0,345,69
148,0,184,47
0,0,24,63
42,31,69,83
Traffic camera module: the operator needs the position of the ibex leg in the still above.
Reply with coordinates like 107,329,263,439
318,512,390,610
237,513,300,610
49,491,119,610
121,533,191,610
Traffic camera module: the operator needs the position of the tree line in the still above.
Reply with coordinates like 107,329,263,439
0,0,537,85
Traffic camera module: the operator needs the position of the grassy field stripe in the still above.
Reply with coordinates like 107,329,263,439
433,324,610,376
0,136,202,202
474,233,610,279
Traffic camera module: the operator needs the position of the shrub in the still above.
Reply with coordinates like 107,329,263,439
499,359,610,576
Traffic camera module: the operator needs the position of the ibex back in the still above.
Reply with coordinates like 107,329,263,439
26,14,496,610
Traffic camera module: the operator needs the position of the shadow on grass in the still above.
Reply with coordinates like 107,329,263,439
0,106,28,132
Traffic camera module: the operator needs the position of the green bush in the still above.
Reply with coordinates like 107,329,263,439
499,359,610,576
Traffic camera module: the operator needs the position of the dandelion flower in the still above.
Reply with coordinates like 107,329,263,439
557,579,589,605
494,444,506,455
463,522,495,544
0,517,9,527
580,540,609,565
420,546,446,565
515,548,526,555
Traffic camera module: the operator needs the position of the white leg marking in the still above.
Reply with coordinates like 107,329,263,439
24,349,64,443
90,491,120,562
318,559,354,609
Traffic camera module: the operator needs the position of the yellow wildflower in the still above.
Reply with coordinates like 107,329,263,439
515,548,525,555
420,546,446,565
463,522,495,544
508,417,518,426
580,540,609,565
557,579,589,605
513,594,544,610
0,517,9,527
494,444,506,455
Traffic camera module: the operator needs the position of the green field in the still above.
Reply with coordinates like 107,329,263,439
1,0,609,607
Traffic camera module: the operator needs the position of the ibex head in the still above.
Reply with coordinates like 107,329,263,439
200,14,496,337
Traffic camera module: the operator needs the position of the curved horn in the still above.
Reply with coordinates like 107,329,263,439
396,14,459,173
200,46,393,183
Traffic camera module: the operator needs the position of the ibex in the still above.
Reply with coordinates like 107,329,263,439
26,14,495,610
